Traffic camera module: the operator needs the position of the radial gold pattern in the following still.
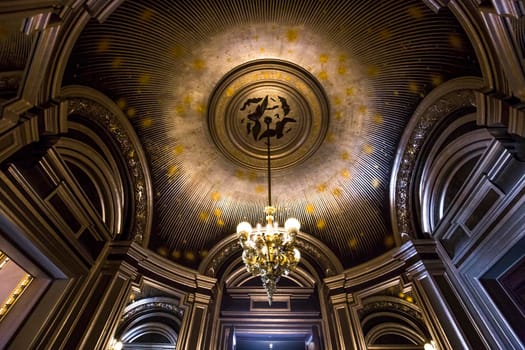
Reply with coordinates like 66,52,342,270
64,0,480,268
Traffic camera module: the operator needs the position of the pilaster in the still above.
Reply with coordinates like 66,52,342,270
404,241,483,350
323,241,488,350
177,290,214,350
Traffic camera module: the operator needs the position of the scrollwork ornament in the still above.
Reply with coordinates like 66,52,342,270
68,98,148,243
395,90,476,237
206,240,240,277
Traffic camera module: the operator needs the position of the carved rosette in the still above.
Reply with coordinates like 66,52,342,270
207,59,329,171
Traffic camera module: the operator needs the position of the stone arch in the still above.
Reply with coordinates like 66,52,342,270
55,125,125,237
360,295,430,348
60,85,153,245
199,231,341,349
417,123,494,234
116,297,183,349
390,76,484,240
199,231,343,281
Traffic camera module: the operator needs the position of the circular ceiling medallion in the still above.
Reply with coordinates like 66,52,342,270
208,59,329,171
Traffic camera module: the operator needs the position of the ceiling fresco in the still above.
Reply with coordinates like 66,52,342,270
63,0,480,268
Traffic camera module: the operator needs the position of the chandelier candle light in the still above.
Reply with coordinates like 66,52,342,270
237,116,301,305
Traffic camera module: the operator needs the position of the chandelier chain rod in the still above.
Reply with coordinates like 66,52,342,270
265,118,272,208
237,116,301,304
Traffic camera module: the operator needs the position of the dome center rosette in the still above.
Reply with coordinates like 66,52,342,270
207,59,329,171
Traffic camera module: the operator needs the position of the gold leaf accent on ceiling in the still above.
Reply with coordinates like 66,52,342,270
65,0,480,268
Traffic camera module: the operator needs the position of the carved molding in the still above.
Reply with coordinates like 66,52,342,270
122,297,184,322
427,0,525,97
324,241,428,297
82,0,126,23
0,115,39,162
64,88,152,246
391,77,482,239
422,0,451,13
0,100,68,163
0,1,68,16
476,91,525,153
359,297,423,322
0,0,124,134
294,233,344,277
199,238,239,278
21,11,61,34
424,0,525,100
118,297,182,347
393,93,474,237
113,241,217,295
479,9,525,98
0,71,23,96
323,242,459,350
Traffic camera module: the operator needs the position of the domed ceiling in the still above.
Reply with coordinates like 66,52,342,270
63,0,479,268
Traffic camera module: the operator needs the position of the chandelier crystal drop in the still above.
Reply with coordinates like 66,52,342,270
236,116,301,304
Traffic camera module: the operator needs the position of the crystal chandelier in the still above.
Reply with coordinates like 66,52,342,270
237,117,301,304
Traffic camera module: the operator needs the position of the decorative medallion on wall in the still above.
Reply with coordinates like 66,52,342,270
208,59,329,171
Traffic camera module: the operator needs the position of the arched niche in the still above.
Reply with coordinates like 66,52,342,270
416,117,494,233
116,297,183,350
360,296,430,349
54,118,126,237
